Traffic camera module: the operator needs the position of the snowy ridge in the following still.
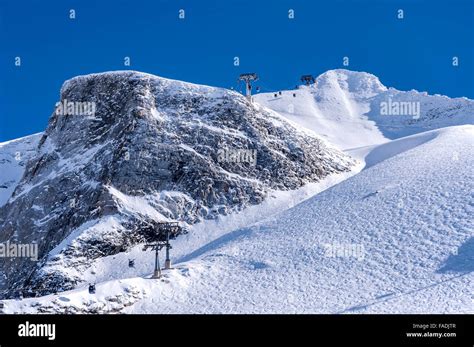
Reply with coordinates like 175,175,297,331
254,69,474,149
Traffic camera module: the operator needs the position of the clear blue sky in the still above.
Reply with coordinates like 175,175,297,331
1,0,473,141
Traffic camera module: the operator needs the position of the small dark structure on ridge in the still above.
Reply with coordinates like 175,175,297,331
300,74,315,86
238,73,259,101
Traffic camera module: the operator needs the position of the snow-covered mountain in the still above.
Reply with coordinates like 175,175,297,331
4,125,472,313
254,69,474,149
0,71,354,298
0,69,472,314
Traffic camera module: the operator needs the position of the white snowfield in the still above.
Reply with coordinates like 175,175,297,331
1,69,473,314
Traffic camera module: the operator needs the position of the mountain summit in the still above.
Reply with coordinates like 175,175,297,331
0,71,355,297
255,69,474,149
314,69,388,100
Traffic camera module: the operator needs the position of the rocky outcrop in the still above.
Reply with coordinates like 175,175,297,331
0,71,355,297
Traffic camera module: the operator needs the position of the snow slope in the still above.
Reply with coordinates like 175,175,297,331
4,125,472,313
48,164,363,290
0,134,41,207
254,70,474,150
127,125,474,313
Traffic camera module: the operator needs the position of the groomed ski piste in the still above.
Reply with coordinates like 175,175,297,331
1,70,473,314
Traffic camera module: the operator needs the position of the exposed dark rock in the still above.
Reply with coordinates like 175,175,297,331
0,71,355,297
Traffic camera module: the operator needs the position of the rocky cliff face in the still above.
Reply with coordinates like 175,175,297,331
0,134,42,207
0,71,355,297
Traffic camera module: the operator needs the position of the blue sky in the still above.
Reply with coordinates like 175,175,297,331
0,0,473,141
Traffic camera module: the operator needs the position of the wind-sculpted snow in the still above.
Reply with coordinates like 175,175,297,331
0,71,354,297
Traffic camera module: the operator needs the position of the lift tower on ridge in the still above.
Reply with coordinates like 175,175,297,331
300,74,315,86
239,73,259,101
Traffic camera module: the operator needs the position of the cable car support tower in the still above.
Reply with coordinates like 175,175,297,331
142,222,183,279
239,73,259,102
